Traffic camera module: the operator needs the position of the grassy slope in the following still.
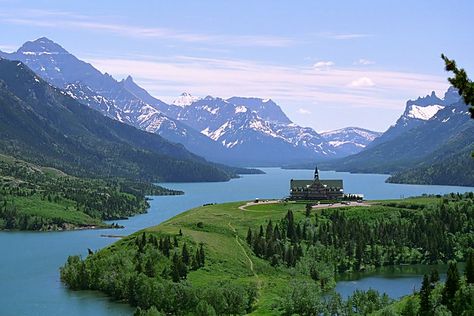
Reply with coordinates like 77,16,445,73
10,194,103,227
96,197,441,314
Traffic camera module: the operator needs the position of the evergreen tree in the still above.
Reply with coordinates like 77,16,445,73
182,243,190,266
465,250,474,284
246,228,253,245
442,54,474,118
266,220,273,240
305,203,312,217
173,236,179,248
419,274,432,316
171,252,181,282
199,244,205,267
442,261,460,312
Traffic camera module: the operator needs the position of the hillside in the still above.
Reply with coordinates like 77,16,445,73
0,154,181,230
61,195,474,314
0,58,238,182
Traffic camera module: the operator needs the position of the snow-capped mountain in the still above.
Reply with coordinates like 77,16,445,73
0,37,231,162
370,87,461,147
154,94,343,164
173,92,201,107
321,127,382,156
1,37,380,165
321,87,472,177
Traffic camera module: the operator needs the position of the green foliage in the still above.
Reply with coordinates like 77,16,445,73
442,261,460,312
0,155,182,230
465,250,474,284
247,194,474,275
59,197,474,314
442,54,474,118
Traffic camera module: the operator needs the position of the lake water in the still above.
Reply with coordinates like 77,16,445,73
1,168,473,316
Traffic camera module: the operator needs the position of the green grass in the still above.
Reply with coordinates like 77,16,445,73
11,194,103,226
80,195,462,314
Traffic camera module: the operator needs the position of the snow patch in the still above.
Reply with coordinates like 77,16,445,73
407,104,444,120
173,92,200,107
235,106,248,113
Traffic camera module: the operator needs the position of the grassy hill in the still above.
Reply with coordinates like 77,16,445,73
60,194,474,314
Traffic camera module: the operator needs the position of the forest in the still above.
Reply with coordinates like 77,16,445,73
247,193,474,276
0,155,182,230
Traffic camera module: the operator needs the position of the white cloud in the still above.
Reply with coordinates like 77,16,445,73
0,10,294,47
355,58,375,65
86,55,447,111
349,77,375,88
313,61,335,69
319,32,372,40
298,108,311,114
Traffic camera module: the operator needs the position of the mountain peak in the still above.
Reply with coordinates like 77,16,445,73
17,37,69,55
173,92,200,107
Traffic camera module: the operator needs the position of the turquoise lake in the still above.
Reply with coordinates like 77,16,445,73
1,168,473,315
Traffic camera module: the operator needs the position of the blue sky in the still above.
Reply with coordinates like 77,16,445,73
0,0,472,132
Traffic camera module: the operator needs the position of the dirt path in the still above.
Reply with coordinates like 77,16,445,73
238,200,279,211
227,222,259,282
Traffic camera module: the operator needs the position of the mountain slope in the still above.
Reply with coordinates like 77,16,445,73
0,58,233,182
369,88,460,147
0,38,233,164
320,127,382,156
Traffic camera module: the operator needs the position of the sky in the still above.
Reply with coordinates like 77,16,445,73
0,0,472,132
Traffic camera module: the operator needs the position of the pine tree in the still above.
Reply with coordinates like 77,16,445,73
442,54,474,118
182,243,190,265
246,228,253,245
266,220,273,240
171,252,180,282
199,244,205,267
163,237,170,257
273,225,281,240
305,203,312,217
465,250,474,284
173,236,179,248
419,274,432,316
145,258,155,277
442,261,460,312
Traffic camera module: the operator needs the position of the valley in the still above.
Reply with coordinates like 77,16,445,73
0,6,473,315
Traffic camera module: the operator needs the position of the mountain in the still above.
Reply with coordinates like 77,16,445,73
0,38,235,164
1,37,377,166
369,88,460,147
319,88,474,185
320,127,382,156
156,94,338,165
0,57,235,182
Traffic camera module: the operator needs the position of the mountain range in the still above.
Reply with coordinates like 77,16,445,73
0,37,380,166
0,57,249,182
